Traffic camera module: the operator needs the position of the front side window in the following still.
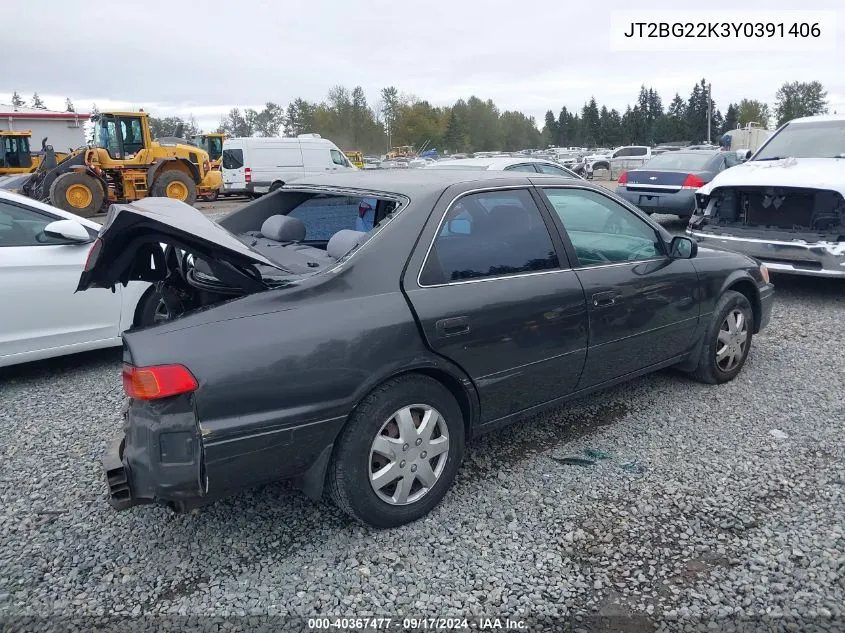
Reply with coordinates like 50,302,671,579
543,188,663,267
207,136,223,161
120,118,145,155
420,189,559,285
536,163,577,177
0,201,73,247
613,148,630,158
94,118,120,158
330,149,350,166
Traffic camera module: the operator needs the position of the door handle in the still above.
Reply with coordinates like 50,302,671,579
592,291,620,308
435,316,470,338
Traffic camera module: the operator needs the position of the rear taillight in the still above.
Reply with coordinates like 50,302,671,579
617,171,628,185
122,364,198,401
682,174,705,189
358,201,372,218
83,238,103,272
244,167,252,184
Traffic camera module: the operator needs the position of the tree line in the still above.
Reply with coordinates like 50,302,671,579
8,80,830,155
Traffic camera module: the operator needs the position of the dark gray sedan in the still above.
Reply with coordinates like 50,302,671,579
80,170,773,528
616,150,741,218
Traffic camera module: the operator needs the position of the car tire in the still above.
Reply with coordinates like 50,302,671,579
134,287,184,327
268,181,283,192
327,374,465,528
49,172,104,218
152,170,198,206
689,290,754,384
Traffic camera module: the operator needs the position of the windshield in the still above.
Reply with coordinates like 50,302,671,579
754,120,845,160
643,152,716,170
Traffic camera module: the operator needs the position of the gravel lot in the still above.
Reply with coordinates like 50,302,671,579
1,207,843,631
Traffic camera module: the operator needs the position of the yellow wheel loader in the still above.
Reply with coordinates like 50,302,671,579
1,131,69,175
22,112,223,217
344,150,365,169
189,133,225,200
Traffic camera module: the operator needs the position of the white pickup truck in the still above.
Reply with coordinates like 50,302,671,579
586,146,653,179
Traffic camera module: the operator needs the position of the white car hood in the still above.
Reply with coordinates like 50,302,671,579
698,157,845,196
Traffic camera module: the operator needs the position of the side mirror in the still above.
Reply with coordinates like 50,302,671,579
43,219,92,243
669,235,697,259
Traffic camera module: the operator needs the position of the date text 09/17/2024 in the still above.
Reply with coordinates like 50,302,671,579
307,617,528,630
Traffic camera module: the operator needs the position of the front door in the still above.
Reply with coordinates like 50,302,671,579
404,187,589,423
538,186,700,388
0,199,122,361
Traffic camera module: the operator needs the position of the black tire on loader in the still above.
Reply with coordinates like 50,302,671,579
49,172,105,218
152,170,198,206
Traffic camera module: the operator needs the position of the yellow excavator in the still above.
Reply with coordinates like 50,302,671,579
0,130,69,175
22,111,223,217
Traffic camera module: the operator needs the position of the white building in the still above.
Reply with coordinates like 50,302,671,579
0,104,90,153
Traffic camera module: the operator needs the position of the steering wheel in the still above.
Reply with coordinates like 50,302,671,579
628,243,658,261
578,247,612,264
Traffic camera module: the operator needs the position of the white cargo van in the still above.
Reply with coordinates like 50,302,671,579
221,134,356,196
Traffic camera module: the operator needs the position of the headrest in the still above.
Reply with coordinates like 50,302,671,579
261,214,306,242
327,229,367,259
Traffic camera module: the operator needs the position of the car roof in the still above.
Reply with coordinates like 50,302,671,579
787,113,845,124
285,168,592,196
0,188,101,229
430,157,560,169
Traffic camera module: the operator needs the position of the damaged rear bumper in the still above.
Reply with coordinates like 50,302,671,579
687,229,845,278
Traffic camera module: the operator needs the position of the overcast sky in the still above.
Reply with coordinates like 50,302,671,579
3,0,843,131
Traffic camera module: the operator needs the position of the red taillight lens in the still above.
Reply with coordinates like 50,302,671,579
358,201,372,218
83,237,102,272
244,167,252,184
617,171,628,185
682,174,705,188
122,364,198,400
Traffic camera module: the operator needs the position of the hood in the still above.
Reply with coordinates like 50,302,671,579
698,157,845,196
77,197,282,292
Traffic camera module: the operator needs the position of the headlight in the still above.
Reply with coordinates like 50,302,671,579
759,264,770,284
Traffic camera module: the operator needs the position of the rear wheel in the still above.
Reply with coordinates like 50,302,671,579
134,287,184,328
49,172,104,218
268,181,284,192
203,189,219,202
152,170,197,205
327,375,465,528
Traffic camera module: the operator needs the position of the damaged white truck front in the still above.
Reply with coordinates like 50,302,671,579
687,114,845,278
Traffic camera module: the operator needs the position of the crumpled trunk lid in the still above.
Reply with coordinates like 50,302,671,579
77,197,282,292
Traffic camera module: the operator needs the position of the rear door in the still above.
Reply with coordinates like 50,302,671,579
538,186,700,388
403,186,589,423
0,199,122,361
221,144,245,191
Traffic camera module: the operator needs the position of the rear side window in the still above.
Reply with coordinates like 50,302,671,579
420,189,559,285
222,149,244,169
630,147,648,156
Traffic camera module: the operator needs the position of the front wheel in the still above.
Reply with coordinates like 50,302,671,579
152,170,198,205
689,290,754,384
49,172,104,218
327,375,465,528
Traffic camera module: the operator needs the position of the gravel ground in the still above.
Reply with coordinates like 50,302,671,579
1,214,843,631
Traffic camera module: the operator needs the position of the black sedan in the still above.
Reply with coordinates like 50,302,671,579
80,170,774,528
615,150,741,218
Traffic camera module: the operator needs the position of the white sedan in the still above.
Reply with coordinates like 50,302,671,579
0,190,155,368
